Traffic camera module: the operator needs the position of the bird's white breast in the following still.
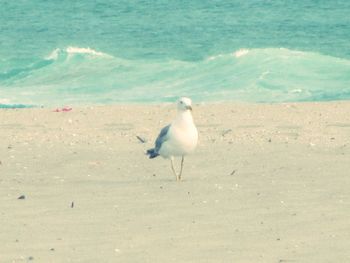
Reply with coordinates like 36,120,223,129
159,112,198,158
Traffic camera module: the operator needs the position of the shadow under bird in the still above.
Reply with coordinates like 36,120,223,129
147,97,198,181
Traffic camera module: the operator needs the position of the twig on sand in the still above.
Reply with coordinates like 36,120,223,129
136,136,147,143
230,170,236,175
221,129,232,137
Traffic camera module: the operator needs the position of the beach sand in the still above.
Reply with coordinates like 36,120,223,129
1,102,350,262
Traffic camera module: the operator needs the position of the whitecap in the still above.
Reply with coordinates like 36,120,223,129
233,49,249,58
206,54,223,61
290,89,303,93
45,46,113,61
45,48,61,60
66,46,112,58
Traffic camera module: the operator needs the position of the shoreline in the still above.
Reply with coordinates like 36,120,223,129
2,99,350,109
1,101,350,262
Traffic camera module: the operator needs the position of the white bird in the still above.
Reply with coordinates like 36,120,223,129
147,97,198,181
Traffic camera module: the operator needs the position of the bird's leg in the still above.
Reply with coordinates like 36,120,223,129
178,156,185,181
170,157,178,180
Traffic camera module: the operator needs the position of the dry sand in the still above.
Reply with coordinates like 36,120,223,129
1,102,350,263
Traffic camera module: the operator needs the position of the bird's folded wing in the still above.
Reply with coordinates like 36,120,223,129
155,124,171,151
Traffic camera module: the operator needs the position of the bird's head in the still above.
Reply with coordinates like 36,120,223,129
177,97,193,112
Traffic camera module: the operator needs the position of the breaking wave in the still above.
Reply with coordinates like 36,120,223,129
1,47,350,106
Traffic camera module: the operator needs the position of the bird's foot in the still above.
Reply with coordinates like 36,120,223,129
176,174,182,181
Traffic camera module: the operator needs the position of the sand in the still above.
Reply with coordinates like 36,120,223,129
1,102,350,263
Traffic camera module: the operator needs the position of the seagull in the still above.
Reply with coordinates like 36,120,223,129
147,97,198,181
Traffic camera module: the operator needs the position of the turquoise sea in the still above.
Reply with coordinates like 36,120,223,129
1,0,350,107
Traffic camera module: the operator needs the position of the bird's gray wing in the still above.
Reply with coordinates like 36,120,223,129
155,124,171,152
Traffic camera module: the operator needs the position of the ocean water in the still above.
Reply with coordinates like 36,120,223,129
1,0,350,107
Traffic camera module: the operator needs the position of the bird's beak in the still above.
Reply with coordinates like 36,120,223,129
186,105,192,111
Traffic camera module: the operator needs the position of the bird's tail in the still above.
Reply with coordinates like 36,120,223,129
146,148,159,159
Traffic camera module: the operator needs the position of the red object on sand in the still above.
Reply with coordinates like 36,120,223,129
53,107,72,112
62,107,72,112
